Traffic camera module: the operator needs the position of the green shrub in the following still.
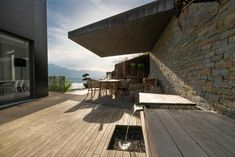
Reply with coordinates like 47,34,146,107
64,79,72,92
49,76,72,93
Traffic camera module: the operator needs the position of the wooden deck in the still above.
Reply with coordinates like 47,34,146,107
0,93,146,157
142,109,235,157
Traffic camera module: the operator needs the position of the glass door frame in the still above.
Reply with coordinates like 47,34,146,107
0,30,34,106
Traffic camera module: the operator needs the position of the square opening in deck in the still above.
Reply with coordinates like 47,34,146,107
108,125,145,152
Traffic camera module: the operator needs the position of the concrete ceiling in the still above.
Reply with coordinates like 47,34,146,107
68,0,174,57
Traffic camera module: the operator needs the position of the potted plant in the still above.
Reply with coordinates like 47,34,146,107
82,73,91,88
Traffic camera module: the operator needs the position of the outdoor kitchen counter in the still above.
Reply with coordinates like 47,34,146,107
140,109,235,157
138,93,197,109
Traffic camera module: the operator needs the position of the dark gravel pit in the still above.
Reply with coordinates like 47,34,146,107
108,125,145,152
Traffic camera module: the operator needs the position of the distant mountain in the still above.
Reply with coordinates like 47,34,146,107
48,64,105,79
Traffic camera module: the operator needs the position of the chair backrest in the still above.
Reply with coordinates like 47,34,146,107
120,79,131,88
143,78,155,87
18,80,24,87
143,78,155,92
14,80,19,88
87,80,93,88
87,79,99,88
92,80,100,88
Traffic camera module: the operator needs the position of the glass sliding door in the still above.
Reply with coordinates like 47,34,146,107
0,31,31,105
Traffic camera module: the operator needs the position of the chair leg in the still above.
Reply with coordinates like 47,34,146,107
93,89,96,97
90,89,93,97
87,90,89,96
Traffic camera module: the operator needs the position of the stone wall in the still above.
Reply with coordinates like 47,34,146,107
150,0,235,117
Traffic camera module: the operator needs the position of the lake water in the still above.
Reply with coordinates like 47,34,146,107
67,77,102,90
67,77,83,83
67,78,85,89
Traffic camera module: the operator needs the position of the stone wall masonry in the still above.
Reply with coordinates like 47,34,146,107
150,0,235,118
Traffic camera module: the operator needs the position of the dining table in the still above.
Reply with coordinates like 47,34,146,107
98,79,121,99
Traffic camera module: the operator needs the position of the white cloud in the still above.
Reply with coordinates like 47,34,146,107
48,0,154,72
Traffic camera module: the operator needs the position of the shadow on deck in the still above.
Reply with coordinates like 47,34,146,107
0,92,144,157
0,91,137,125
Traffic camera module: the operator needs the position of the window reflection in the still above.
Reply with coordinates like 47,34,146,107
0,32,30,103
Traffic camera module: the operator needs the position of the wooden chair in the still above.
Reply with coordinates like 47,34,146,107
143,78,156,92
87,79,99,97
118,79,131,96
0,80,19,95
18,80,24,92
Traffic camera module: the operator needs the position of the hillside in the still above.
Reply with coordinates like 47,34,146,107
48,64,105,79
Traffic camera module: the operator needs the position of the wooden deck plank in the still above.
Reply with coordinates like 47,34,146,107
89,123,114,156
169,110,235,157
0,100,86,155
83,108,120,157
0,94,146,157
0,93,71,125
69,106,126,156
59,107,111,157
138,152,146,157
198,111,235,138
144,109,182,157
0,99,76,138
92,110,123,157
140,111,149,157
28,105,97,157
50,106,101,156
0,95,78,133
99,111,124,157
122,152,130,157
55,117,98,157
181,110,235,155
11,104,93,157
0,100,83,143
157,110,208,157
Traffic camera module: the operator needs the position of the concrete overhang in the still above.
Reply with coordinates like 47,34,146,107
68,0,174,57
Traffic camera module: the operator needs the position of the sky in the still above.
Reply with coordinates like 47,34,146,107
47,0,155,72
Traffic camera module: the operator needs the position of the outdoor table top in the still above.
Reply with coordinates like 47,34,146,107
142,109,235,157
138,93,196,105
98,79,121,83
